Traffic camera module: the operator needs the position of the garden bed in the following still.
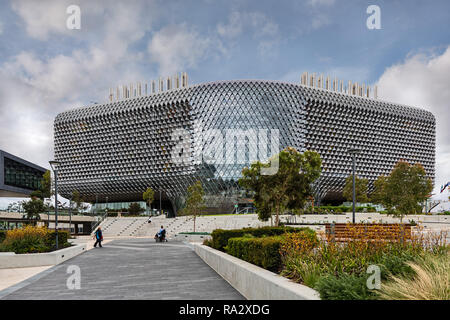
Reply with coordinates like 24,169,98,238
204,224,449,300
0,226,71,254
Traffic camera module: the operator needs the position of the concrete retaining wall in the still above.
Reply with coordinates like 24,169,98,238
289,213,450,224
0,244,87,269
193,243,320,300
174,233,211,242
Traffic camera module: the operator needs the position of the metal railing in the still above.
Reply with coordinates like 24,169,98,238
90,211,108,234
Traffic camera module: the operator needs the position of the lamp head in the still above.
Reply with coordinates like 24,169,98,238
49,160,61,172
347,149,361,155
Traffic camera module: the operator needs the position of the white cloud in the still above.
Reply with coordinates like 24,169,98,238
376,46,450,200
308,0,336,6
217,11,279,39
217,11,243,38
148,24,213,76
11,0,72,40
311,14,331,29
0,1,158,169
216,11,280,57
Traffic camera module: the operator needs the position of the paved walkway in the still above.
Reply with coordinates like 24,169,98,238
0,239,244,300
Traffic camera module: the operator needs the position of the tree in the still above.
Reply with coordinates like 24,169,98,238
370,175,388,205
143,187,155,214
371,161,433,221
22,199,45,225
72,190,83,212
128,202,142,215
40,170,51,198
239,147,322,226
183,180,205,233
342,175,369,203
30,190,44,200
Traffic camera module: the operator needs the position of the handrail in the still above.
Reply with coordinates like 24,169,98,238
90,211,108,234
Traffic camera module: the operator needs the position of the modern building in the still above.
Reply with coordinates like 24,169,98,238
0,150,47,197
54,76,435,215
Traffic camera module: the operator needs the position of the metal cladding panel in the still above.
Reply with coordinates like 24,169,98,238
302,86,435,201
54,80,435,204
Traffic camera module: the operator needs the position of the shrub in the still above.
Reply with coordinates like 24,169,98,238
209,226,315,251
280,225,447,289
225,236,284,271
0,226,70,253
128,202,142,215
202,238,213,247
45,230,71,249
314,273,379,300
0,230,7,243
377,251,416,279
0,226,49,253
379,251,450,300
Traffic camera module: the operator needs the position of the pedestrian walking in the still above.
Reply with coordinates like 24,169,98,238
93,226,103,248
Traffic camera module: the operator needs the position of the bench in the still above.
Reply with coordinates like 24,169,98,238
325,223,412,242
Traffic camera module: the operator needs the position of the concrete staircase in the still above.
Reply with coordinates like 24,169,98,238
98,214,278,238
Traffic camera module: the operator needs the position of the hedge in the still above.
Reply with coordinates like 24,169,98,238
0,228,71,254
45,230,70,249
210,226,315,251
225,236,284,271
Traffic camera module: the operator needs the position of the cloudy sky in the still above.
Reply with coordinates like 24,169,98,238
0,0,449,205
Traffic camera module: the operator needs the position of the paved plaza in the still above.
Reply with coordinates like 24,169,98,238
0,239,244,300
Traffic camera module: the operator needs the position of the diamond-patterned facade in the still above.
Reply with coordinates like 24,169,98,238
54,80,435,211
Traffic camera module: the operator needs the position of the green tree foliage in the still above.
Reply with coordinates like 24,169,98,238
370,175,388,204
143,187,155,212
40,170,51,198
239,147,322,226
183,180,205,232
342,175,369,203
371,161,433,221
30,190,44,200
22,199,45,225
128,202,142,215
72,190,83,212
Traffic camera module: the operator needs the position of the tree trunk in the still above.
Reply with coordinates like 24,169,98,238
193,214,196,233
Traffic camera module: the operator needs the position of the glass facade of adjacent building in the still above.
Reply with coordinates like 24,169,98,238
3,157,43,191
54,80,435,214
0,150,47,197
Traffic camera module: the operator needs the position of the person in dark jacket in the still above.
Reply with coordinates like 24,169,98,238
93,226,103,248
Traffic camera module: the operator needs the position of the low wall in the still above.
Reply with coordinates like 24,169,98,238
174,233,211,242
287,213,450,224
0,244,87,269
193,243,320,300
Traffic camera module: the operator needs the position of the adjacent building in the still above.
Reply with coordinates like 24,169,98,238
0,150,47,197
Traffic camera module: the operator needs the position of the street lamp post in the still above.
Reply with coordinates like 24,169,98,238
69,195,72,235
105,196,109,217
49,160,61,250
347,149,361,224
